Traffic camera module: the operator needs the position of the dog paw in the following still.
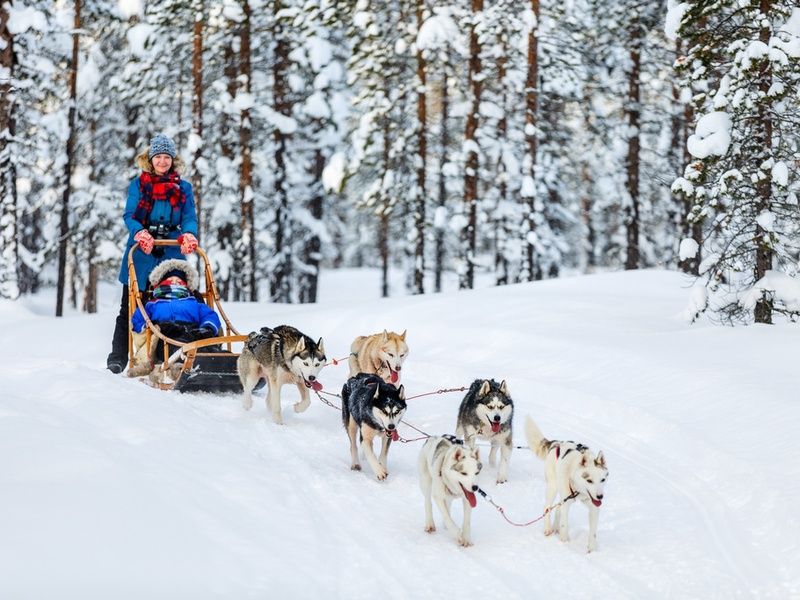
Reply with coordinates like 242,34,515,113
293,400,310,413
375,469,388,481
458,537,473,548
559,533,570,543
350,464,361,471
424,525,436,533
544,528,554,537
243,400,253,411
496,476,507,485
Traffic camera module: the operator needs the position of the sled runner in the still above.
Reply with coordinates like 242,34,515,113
127,239,248,392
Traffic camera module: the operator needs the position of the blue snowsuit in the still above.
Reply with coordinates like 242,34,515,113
118,177,198,291
131,296,221,335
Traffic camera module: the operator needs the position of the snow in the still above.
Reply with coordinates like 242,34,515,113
687,111,732,159
741,270,800,313
322,152,346,193
6,4,48,34
126,23,153,59
678,237,699,261
664,1,689,41
0,270,798,598
117,0,143,19
772,161,789,187
756,210,775,232
417,10,460,52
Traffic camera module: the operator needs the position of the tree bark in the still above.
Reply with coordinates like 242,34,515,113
460,0,483,290
753,0,773,323
624,19,641,271
521,0,540,282
413,0,427,295
238,0,256,301
191,0,204,237
0,1,18,299
56,0,81,317
495,34,509,286
270,3,292,303
434,69,449,294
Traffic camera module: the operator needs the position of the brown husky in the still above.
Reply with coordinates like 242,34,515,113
348,329,409,384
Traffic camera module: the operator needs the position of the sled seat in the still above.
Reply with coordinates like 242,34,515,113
172,352,242,394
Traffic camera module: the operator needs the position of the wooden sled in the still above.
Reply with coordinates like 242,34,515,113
127,239,248,392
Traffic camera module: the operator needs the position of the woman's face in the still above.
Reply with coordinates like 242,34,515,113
152,153,173,176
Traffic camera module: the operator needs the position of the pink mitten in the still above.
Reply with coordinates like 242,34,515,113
178,232,198,254
134,229,154,254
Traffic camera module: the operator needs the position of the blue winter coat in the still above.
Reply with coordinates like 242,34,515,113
117,176,198,290
131,296,221,335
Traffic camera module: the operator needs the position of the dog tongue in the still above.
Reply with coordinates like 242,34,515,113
591,498,602,507
311,380,323,392
390,370,398,383
491,422,501,433
390,430,399,441
460,484,477,508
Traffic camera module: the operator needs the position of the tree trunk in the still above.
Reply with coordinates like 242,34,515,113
753,0,773,324
0,2,18,299
413,0,427,295
434,69,449,294
270,4,292,303
380,117,391,298
521,0,540,282
495,34,509,286
56,0,81,317
238,0,256,301
624,20,641,271
191,0,204,237
460,0,483,290
299,148,324,304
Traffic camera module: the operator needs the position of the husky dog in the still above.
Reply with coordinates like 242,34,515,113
341,373,406,480
455,379,514,484
349,330,409,384
418,435,482,547
238,325,326,424
524,415,609,552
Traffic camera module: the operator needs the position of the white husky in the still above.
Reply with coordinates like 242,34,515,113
418,435,482,547
524,416,608,552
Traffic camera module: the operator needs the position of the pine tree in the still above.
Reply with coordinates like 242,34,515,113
674,1,800,323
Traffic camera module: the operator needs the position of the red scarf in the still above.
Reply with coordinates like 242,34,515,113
134,171,186,227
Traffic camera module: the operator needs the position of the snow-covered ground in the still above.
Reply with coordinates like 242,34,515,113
0,269,797,599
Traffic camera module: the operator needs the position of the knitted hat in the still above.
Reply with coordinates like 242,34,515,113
148,259,200,291
148,133,177,160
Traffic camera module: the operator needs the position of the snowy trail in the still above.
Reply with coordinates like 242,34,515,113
1,270,798,599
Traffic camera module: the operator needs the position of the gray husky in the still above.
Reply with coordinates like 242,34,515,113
455,379,514,483
237,325,326,424
524,415,608,552
341,373,406,481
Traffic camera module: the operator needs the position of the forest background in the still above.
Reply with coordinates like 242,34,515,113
1,0,799,324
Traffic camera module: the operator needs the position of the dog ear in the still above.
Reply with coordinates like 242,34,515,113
580,453,590,467
453,448,463,462
479,380,491,396
400,329,407,340
499,379,509,395
373,383,381,400
317,338,325,355
397,384,405,400
296,336,306,352
595,451,606,467
381,329,388,341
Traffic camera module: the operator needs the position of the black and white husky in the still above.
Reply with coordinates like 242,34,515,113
418,435,482,547
237,325,326,424
455,379,514,483
524,415,609,552
341,373,407,481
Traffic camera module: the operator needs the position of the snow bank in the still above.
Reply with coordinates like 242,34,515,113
687,111,732,159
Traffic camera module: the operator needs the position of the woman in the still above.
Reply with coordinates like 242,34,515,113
106,133,199,374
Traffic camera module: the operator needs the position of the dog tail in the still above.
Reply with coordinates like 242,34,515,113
524,415,551,460
341,379,352,428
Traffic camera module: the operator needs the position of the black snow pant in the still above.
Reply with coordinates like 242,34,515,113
107,285,129,364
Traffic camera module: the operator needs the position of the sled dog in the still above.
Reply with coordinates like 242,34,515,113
418,435,482,547
455,379,514,483
349,329,409,384
238,325,326,424
524,415,608,552
341,373,406,480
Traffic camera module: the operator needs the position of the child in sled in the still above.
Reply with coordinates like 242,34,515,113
129,259,221,377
